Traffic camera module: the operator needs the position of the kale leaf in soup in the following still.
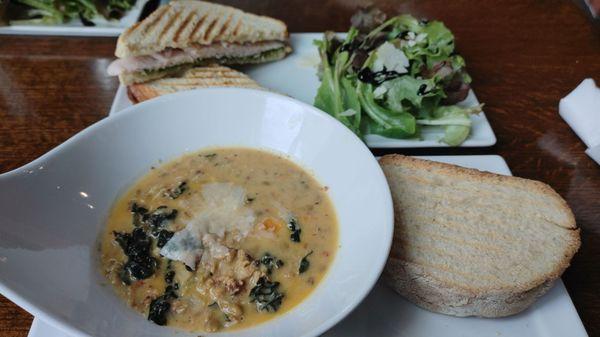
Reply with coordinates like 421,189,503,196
249,276,284,312
155,230,174,248
258,253,284,275
143,206,178,230
298,251,314,274
287,217,302,242
165,181,188,199
148,261,179,325
113,228,158,285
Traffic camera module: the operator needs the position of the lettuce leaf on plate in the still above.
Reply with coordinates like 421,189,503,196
313,9,482,146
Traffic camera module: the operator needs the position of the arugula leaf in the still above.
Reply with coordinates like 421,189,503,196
104,0,136,19
63,0,98,21
362,115,420,139
421,21,455,59
384,76,439,112
441,125,471,146
416,104,482,146
12,0,64,24
314,29,362,136
357,82,416,135
341,77,362,130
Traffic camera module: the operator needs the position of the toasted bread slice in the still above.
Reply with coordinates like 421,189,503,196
127,65,263,103
379,155,580,317
116,0,288,58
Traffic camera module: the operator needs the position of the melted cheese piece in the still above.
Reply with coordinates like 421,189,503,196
160,183,255,269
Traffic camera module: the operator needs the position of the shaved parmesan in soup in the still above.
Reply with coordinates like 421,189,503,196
99,148,338,332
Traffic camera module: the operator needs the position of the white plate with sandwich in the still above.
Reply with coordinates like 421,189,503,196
25,152,588,337
105,1,496,148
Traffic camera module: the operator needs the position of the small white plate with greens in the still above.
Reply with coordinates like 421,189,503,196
0,0,148,36
109,15,496,148
311,10,495,147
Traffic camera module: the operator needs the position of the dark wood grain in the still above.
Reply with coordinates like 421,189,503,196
0,1,599,336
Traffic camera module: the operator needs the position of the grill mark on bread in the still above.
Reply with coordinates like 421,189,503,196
158,9,182,44
215,15,233,41
126,66,261,102
139,5,169,36
119,21,141,40
126,86,141,104
174,11,197,43
203,17,219,42
190,14,208,42
232,19,242,37
131,79,260,100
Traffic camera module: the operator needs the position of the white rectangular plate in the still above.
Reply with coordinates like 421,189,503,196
0,0,147,37
109,33,496,148
27,155,586,337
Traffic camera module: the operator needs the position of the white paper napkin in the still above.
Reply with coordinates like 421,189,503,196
559,78,600,165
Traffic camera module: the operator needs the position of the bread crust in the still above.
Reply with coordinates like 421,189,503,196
126,86,140,104
383,259,555,317
379,154,580,317
127,65,263,103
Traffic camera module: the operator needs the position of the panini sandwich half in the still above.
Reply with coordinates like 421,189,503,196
107,0,291,84
127,64,263,103
380,155,580,317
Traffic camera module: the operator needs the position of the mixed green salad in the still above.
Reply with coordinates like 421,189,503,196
2,0,137,26
314,8,482,146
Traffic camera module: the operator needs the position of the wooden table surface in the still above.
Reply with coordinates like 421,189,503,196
1,0,599,336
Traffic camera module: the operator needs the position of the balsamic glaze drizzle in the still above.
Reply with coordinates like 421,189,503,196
358,67,406,86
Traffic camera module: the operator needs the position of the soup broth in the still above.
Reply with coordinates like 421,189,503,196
100,148,338,332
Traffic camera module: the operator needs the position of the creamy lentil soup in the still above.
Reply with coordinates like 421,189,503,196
100,147,338,332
